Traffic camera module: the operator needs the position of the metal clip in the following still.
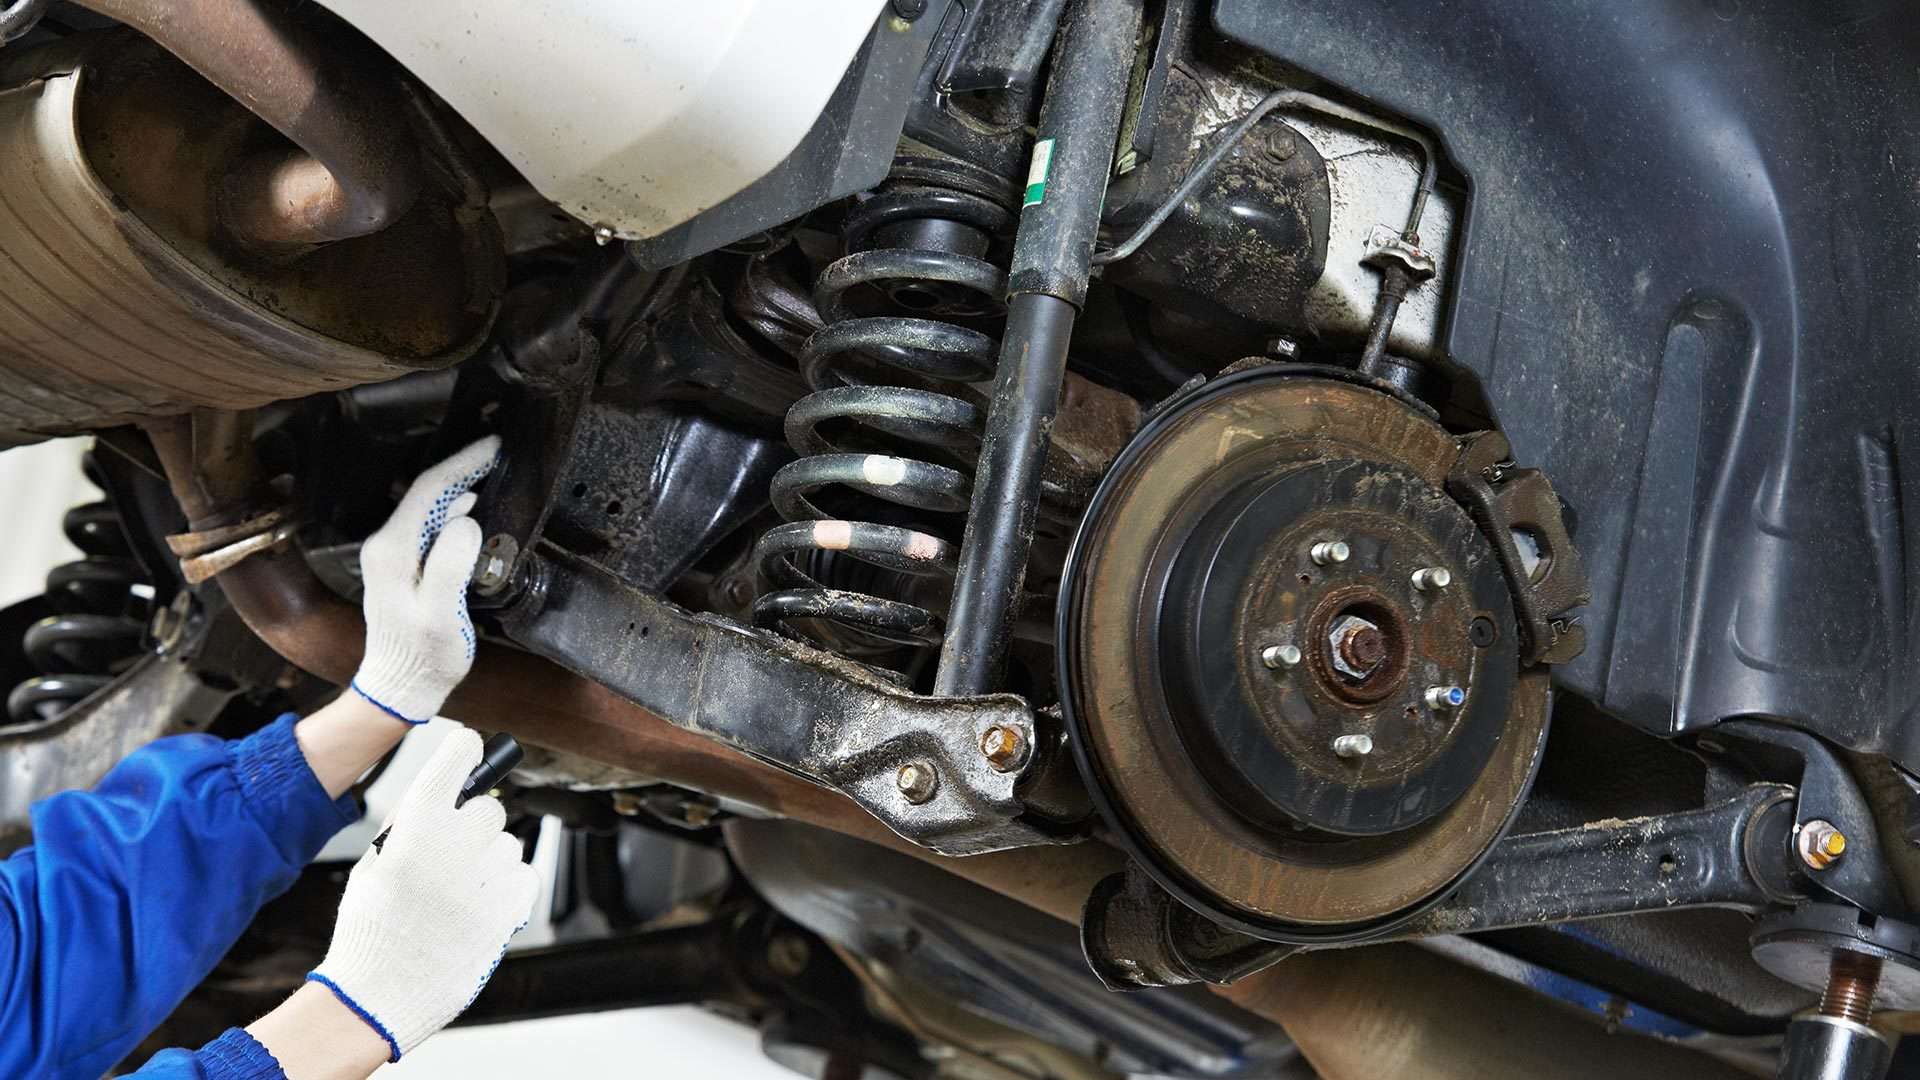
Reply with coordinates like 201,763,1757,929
1361,223,1438,282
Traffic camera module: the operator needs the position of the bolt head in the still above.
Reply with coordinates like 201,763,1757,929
1262,643,1303,669
1267,336,1300,358
896,761,938,804
1311,540,1351,566
980,725,1029,772
593,225,616,246
1798,820,1848,870
1328,614,1387,680
766,934,811,978
1412,566,1453,591
1332,734,1374,759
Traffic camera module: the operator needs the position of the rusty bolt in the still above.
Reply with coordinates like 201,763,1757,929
1328,614,1386,681
722,576,754,609
472,534,519,596
1411,566,1452,591
1332,734,1374,759
981,725,1030,772
767,934,811,978
1263,129,1297,163
1262,643,1303,669
1798,819,1849,871
896,761,938,804
1311,540,1351,566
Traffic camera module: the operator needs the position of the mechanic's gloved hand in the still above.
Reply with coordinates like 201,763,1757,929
351,435,500,724
308,727,539,1061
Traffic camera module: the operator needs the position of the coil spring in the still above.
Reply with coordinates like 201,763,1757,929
6,467,149,729
751,159,1015,657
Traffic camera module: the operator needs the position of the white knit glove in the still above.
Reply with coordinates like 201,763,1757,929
351,436,500,724
309,727,540,1061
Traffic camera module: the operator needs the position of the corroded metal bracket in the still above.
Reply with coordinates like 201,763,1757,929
496,546,1070,856
1446,430,1592,666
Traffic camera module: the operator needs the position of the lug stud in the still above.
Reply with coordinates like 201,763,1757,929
1262,643,1303,669
1311,540,1351,566
1411,566,1452,591
1425,685,1466,710
1332,734,1374,758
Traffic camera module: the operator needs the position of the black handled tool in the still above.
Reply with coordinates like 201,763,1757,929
373,733,523,851
455,733,523,808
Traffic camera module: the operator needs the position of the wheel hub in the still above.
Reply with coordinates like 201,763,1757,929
1058,368,1549,941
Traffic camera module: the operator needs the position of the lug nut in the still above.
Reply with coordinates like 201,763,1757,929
1425,685,1466,710
1311,540,1351,566
1332,734,1374,759
896,761,938,804
980,725,1029,772
1798,819,1848,871
1262,643,1303,669
1411,566,1452,591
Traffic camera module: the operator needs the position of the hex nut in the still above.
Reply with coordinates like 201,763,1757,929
896,761,938,804
981,725,1030,772
1797,819,1848,871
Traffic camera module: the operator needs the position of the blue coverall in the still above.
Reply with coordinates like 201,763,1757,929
0,714,358,1079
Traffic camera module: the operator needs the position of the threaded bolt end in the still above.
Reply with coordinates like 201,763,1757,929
1818,951,1882,1026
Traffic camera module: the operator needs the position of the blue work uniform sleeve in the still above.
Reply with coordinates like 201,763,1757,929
0,713,358,1080
129,1027,286,1080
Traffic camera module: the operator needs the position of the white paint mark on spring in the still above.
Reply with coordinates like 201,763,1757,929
862,454,908,486
903,531,942,560
813,520,854,550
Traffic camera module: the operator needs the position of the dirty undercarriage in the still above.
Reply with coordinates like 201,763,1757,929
3,0,1920,1076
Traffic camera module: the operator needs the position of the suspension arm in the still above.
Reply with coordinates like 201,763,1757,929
1389,782,1801,940
494,546,1066,855
1085,783,1803,987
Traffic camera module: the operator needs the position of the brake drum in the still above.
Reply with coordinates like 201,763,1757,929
1058,367,1549,942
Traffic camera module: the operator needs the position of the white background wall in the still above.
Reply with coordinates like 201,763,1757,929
2,439,794,1079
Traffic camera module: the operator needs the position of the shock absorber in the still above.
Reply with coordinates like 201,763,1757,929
751,156,1016,664
6,461,149,729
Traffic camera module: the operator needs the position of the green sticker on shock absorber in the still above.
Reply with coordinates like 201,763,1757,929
1023,137,1055,208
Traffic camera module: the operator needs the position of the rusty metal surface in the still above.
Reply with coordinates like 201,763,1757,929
0,37,501,446
1447,430,1592,666
1060,371,1549,935
145,409,1741,1080
73,0,421,247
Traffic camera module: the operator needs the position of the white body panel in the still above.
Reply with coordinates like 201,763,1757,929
321,0,885,239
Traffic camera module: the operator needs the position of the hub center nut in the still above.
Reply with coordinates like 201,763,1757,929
1328,613,1387,681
